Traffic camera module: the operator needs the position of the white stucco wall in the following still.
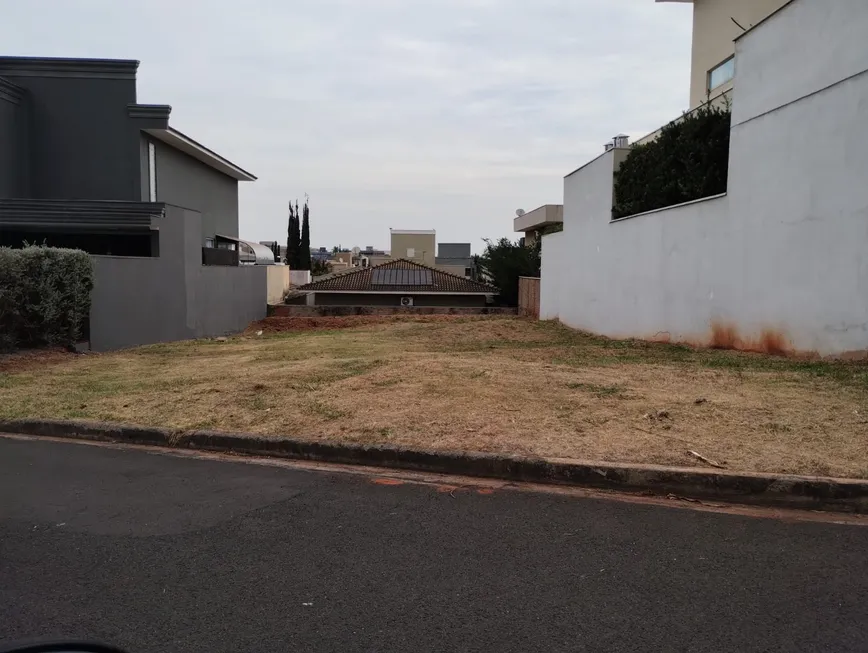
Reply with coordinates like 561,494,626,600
266,265,290,304
543,0,868,356
732,0,868,124
290,270,311,287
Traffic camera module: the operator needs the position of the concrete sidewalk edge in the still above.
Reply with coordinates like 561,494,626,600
3,418,867,513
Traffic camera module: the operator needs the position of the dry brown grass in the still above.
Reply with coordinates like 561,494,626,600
2,317,867,478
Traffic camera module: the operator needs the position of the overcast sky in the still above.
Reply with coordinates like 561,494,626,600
2,0,692,252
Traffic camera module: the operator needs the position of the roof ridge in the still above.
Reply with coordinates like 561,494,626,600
295,255,497,293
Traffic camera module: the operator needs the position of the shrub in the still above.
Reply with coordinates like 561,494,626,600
613,105,731,219
0,245,93,352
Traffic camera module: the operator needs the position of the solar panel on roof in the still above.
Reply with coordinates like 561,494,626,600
371,268,433,286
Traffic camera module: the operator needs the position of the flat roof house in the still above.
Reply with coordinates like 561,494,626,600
0,56,255,255
435,242,475,279
390,229,436,267
0,56,279,351
513,205,563,247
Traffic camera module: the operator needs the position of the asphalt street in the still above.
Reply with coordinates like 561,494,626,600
2,436,867,653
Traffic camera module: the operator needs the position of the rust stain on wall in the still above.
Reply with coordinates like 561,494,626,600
708,321,793,356
709,322,740,350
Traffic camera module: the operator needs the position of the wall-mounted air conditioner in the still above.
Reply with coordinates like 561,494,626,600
400,297,414,307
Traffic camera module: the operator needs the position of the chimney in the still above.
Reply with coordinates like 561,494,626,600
613,133,630,148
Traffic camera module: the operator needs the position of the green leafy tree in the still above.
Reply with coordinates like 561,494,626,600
476,238,540,306
311,259,331,277
300,199,312,271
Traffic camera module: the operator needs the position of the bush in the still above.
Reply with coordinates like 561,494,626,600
0,246,93,352
613,105,731,219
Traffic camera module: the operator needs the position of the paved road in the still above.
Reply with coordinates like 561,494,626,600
2,437,867,653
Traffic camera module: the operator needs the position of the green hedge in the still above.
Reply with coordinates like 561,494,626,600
0,246,93,352
613,105,731,219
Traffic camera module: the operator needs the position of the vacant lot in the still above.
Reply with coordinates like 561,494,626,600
2,317,867,478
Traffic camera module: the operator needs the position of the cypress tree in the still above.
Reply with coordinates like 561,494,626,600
286,201,297,268
300,199,312,271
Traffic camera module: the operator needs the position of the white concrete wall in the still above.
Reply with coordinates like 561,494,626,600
266,265,290,304
732,0,868,124
543,0,868,356
290,270,311,287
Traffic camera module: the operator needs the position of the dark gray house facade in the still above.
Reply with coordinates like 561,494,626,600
0,56,271,351
0,56,255,255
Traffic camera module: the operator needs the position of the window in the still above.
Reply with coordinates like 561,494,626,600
464,267,472,278
407,247,415,258
147,141,157,202
205,237,215,248
708,56,735,94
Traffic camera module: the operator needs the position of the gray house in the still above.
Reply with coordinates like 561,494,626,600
0,55,255,255
435,242,475,279
0,56,276,351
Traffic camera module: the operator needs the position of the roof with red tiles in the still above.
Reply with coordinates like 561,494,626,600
296,258,497,294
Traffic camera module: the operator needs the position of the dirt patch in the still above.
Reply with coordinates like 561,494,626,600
0,348,83,373
246,315,492,334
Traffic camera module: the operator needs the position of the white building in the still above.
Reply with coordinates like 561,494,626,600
541,0,868,357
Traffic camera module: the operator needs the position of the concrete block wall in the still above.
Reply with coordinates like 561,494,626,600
90,205,267,351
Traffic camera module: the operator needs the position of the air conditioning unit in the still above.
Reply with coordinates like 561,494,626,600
400,296,414,307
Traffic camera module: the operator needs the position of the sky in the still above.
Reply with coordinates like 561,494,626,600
2,0,693,253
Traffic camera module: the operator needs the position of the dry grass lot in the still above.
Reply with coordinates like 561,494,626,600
2,316,867,478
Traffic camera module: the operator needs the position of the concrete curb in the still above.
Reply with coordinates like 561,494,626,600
3,418,867,513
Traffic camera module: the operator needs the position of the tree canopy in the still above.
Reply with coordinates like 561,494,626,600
476,238,540,306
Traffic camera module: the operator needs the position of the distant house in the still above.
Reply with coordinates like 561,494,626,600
311,247,331,263
435,243,475,279
513,205,563,248
390,229,435,267
292,258,497,307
